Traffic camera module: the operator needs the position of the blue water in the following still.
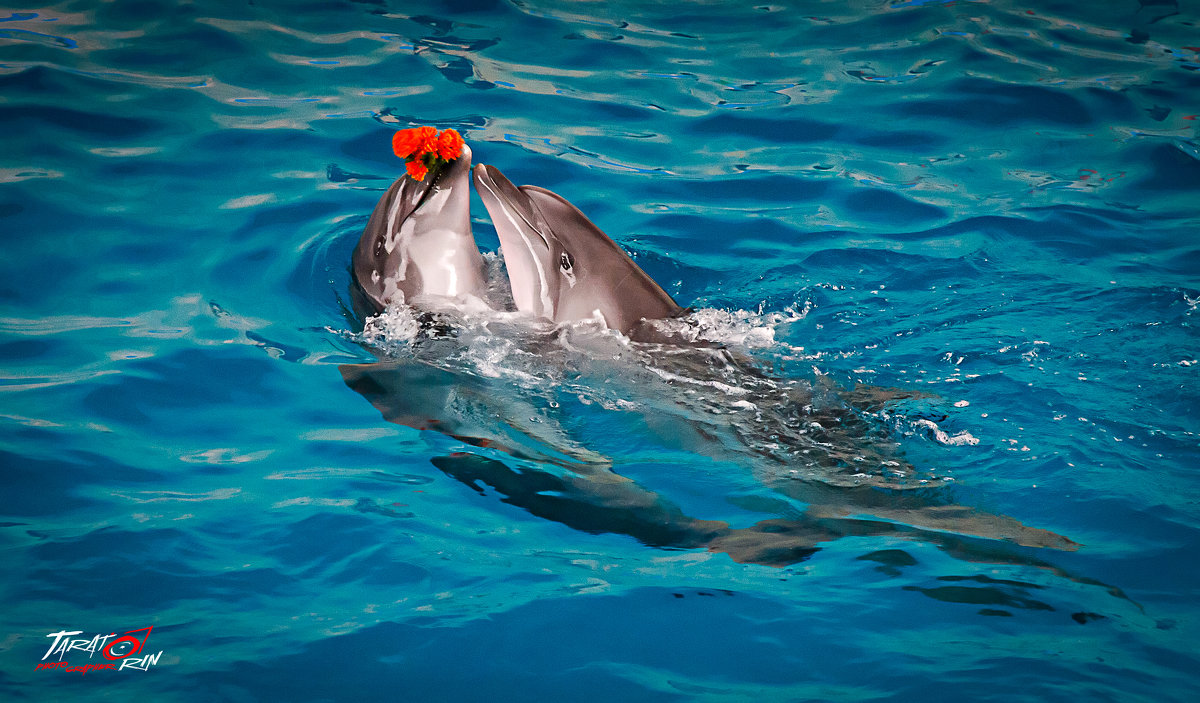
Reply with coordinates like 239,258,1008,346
2,0,1199,700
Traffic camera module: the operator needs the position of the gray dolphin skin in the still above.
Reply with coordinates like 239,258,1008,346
473,163,682,339
352,144,486,313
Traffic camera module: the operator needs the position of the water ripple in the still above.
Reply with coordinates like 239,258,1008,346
2,1,1199,700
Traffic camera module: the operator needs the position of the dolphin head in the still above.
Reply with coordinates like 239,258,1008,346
473,164,682,337
352,143,486,313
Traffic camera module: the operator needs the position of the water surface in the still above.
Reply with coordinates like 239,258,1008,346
2,1,1198,701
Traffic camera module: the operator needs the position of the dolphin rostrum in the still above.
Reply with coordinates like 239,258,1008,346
473,164,682,339
352,143,486,314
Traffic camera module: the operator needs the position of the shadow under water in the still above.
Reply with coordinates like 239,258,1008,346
339,308,1102,585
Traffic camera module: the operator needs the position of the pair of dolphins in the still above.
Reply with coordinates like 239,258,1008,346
341,137,1101,581
351,143,679,339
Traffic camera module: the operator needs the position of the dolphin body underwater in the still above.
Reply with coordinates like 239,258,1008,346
341,141,1095,575
467,162,1084,557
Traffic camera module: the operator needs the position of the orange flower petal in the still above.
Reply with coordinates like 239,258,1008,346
393,125,440,160
392,128,421,159
436,129,464,161
405,159,428,181
415,126,438,158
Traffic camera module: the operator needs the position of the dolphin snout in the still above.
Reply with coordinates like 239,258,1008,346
473,164,546,243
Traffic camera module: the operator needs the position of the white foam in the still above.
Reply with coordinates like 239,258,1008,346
358,304,421,347
648,303,812,350
913,418,980,446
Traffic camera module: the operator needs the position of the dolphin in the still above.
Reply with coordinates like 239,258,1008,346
467,162,1090,557
472,164,682,340
344,144,615,475
345,156,1091,585
352,143,486,314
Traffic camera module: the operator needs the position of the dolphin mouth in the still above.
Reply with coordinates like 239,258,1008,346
375,144,476,238
472,164,550,251
473,163,556,318
371,144,475,261
411,143,473,210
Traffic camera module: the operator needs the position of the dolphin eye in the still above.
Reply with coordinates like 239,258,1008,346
560,252,574,271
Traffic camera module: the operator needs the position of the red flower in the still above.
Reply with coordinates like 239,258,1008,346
436,128,464,161
392,125,466,181
405,159,429,181
392,126,437,160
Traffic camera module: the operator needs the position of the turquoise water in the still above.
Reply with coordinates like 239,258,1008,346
2,0,1199,700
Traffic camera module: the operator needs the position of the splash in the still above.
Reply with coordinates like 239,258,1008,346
646,303,813,350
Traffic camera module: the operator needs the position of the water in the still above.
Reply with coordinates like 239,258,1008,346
2,0,1198,700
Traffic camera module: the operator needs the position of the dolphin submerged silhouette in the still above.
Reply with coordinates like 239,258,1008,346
466,161,1084,557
